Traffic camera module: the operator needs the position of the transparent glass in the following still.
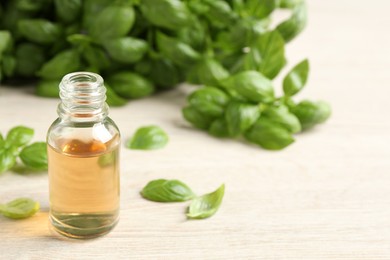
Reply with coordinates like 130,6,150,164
47,72,120,239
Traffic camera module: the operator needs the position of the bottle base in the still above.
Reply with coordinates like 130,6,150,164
50,212,119,239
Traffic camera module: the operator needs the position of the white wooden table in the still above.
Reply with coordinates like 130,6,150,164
1,1,390,259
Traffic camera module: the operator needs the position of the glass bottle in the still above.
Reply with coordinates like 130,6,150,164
47,72,120,239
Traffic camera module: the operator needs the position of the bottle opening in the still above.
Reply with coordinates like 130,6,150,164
58,72,108,121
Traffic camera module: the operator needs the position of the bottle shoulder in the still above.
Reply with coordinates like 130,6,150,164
47,117,120,152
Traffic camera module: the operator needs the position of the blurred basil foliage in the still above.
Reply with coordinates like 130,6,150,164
0,0,330,150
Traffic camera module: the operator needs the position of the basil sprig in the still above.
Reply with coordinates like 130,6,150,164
0,126,47,174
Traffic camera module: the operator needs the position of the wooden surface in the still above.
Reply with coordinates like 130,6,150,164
1,1,390,259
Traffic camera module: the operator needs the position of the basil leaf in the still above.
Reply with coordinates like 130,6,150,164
127,126,169,150
103,37,148,64
19,142,48,170
0,149,16,174
54,0,82,24
5,126,34,148
157,32,201,68
0,133,4,146
82,45,111,71
15,43,45,77
283,59,309,96
203,0,237,29
263,105,301,133
244,0,277,19
149,58,180,89
105,83,127,107
188,87,230,118
257,30,286,79
187,184,225,219
216,19,268,52
225,101,260,136
291,100,331,130
36,79,60,98
279,0,304,9
141,179,196,202
88,5,135,43
276,3,307,42
18,19,62,44
208,118,230,138
140,0,191,30
16,0,50,12
182,106,214,130
186,58,229,86
221,71,274,103
107,72,155,99
37,49,81,80
82,0,111,29
245,117,295,150
0,198,39,219
178,17,206,51
2,55,16,77
0,31,12,54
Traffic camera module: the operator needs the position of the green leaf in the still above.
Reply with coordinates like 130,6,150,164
18,19,62,44
105,83,127,107
36,80,60,98
291,100,331,130
256,30,286,79
82,45,111,71
245,117,294,150
283,59,309,96
2,55,16,77
279,0,304,9
216,19,269,52
140,0,191,30
19,142,48,170
37,49,81,80
127,126,169,150
203,0,237,28
225,101,260,136
5,126,34,148
187,184,225,219
188,87,230,118
82,0,112,29
156,32,201,67
16,0,50,12
103,37,148,64
208,118,230,138
0,149,16,174
0,31,13,54
276,3,307,42
0,133,4,146
107,72,155,99
15,43,45,77
221,71,274,103
0,198,39,219
186,58,229,86
88,5,135,43
182,106,214,130
141,179,196,202
244,0,277,19
67,34,93,46
263,105,301,133
54,0,82,24
149,58,180,89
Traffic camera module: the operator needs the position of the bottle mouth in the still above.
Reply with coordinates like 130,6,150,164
59,72,108,121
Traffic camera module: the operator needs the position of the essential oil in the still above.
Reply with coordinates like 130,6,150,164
47,72,120,239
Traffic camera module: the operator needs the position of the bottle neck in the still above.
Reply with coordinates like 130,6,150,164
58,72,108,122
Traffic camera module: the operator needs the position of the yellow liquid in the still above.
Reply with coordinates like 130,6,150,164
48,137,120,239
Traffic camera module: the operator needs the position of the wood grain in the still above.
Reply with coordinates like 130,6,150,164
1,0,390,259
